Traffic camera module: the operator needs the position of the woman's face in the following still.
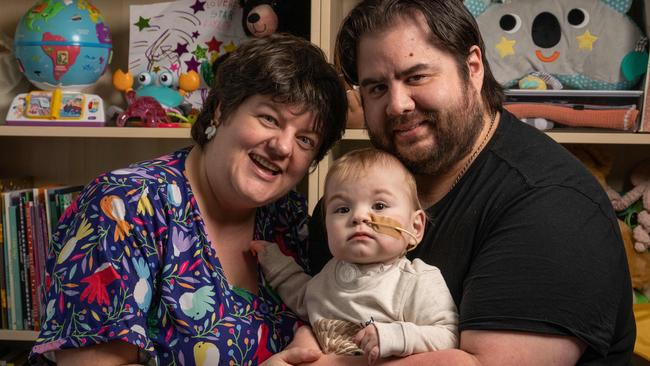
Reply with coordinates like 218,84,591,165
204,94,320,209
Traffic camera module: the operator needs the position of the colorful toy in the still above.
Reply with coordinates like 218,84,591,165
14,0,112,91
112,69,200,127
7,0,112,126
240,0,310,40
609,160,650,253
464,0,648,90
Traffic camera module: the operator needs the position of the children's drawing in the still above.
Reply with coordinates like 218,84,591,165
128,0,247,107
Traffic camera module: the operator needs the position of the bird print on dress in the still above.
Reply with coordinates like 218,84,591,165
180,285,216,320
57,217,93,264
194,341,221,366
100,195,131,241
132,257,153,312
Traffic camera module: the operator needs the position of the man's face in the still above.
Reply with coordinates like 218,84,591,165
357,15,484,176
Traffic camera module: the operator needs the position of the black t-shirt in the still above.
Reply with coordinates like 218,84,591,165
308,111,635,365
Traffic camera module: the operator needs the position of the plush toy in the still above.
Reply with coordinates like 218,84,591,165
567,145,650,299
609,159,650,253
464,0,649,90
239,0,310,40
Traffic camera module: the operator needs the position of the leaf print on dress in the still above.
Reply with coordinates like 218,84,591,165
132,257,152,312
100,195,131,241
79,263,120,306
171,227,193,257
57,217,94,264
136,186,154,216
194,341,220,366
180,285,216,320
167,182,183,207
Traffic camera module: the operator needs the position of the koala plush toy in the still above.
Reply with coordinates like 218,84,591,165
464,0,648,90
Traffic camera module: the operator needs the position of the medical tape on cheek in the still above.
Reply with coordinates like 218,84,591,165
367,213,417,243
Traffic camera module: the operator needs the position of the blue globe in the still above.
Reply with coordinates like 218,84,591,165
14,0,113,91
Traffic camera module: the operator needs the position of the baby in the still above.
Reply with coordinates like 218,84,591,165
251,148,458,364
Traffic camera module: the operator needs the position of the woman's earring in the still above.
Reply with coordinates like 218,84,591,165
205,120,217,140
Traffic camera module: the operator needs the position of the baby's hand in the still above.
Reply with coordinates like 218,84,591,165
250,240,272,257
354,324,380,365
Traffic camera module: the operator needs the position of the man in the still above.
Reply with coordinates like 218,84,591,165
307,0,636,364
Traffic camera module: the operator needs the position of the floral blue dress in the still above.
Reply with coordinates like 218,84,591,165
31,148,309,366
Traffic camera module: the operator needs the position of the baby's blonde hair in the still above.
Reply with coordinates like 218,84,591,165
324,148,421,212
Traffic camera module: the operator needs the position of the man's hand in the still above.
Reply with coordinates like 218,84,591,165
354,324,380,365
260,347,322,366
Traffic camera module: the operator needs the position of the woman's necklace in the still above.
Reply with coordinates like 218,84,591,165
448,112,497,193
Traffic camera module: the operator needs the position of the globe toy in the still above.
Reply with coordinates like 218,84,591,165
14,0,113,91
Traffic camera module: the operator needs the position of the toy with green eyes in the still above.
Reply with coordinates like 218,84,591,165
112,69,200,126
113,69,200,108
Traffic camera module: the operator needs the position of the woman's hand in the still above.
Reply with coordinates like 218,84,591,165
286,325,321,350
250,240,273,257
260,348,322,366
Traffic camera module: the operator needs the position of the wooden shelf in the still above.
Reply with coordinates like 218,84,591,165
0,125,191,139
343,128,650,145
0,330,38,341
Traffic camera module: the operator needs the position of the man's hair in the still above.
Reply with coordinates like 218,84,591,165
335,0,504,116
192,33,347,164
324,148,421,211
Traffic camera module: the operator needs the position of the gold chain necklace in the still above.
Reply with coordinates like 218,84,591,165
448,113,497,192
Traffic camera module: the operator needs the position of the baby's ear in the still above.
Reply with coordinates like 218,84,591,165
411,209,426,244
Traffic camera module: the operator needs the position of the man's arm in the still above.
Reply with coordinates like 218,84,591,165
301,330,585,366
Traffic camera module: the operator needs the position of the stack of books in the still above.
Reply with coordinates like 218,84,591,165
0,178,82,331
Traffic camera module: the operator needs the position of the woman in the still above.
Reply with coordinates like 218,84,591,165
30,34,347,366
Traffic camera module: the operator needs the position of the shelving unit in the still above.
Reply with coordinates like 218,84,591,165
1,0,650,350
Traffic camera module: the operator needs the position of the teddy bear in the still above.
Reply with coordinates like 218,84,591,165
566,145,650,300
609,159,650,253
239,0,310,40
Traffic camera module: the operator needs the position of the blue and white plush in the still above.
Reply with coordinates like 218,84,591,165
464,0,648,90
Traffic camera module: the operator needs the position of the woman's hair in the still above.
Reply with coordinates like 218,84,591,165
324,148,421,211
335,0,503,116
192,33,348,164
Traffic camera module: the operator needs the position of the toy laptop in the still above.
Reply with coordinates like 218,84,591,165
5,89,105,127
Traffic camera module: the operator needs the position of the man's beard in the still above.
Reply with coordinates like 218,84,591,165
368,86,485,177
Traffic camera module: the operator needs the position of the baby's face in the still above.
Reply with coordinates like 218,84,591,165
324,165,423,264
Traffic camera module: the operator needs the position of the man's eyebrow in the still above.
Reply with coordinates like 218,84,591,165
359,63,434,87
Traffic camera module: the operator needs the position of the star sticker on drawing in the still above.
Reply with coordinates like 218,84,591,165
223,41,238,53
134,16,151,31
205,37,222,53
192,45,207,60
152,65,160,73
576,30,598,51
190,0,206,14
192,31,200,39
185,56,201,72
174,42,189,57
495,36,516,58
170,63,179,72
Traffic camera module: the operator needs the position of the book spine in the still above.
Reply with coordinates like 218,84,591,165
36,200,49,324
7,205,21,330
25,202,39,331
16,195,31,330
0,198,7,330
